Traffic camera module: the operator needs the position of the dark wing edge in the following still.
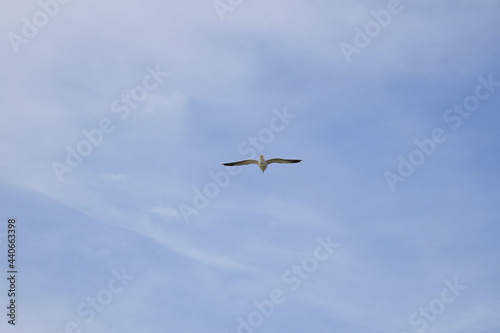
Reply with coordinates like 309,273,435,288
266,158,302,164
222,159,258,166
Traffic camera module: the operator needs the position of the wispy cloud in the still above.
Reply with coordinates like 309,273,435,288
1,1,499,332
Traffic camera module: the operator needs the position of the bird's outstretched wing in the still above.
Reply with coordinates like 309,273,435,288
222,159,259,166
266,158,302,164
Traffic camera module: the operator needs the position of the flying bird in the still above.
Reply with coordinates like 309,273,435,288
222,155,302,173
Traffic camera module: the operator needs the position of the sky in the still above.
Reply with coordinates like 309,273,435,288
1,0,500,332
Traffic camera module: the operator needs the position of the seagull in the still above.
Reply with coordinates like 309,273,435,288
222,155,302,173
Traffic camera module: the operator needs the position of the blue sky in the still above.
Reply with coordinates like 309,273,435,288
1,0,500,332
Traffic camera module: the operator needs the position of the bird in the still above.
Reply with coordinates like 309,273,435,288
222,155,302,173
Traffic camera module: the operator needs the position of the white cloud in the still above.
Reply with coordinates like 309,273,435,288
1,1,499,332
150,205,179,219
101,173,130,181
